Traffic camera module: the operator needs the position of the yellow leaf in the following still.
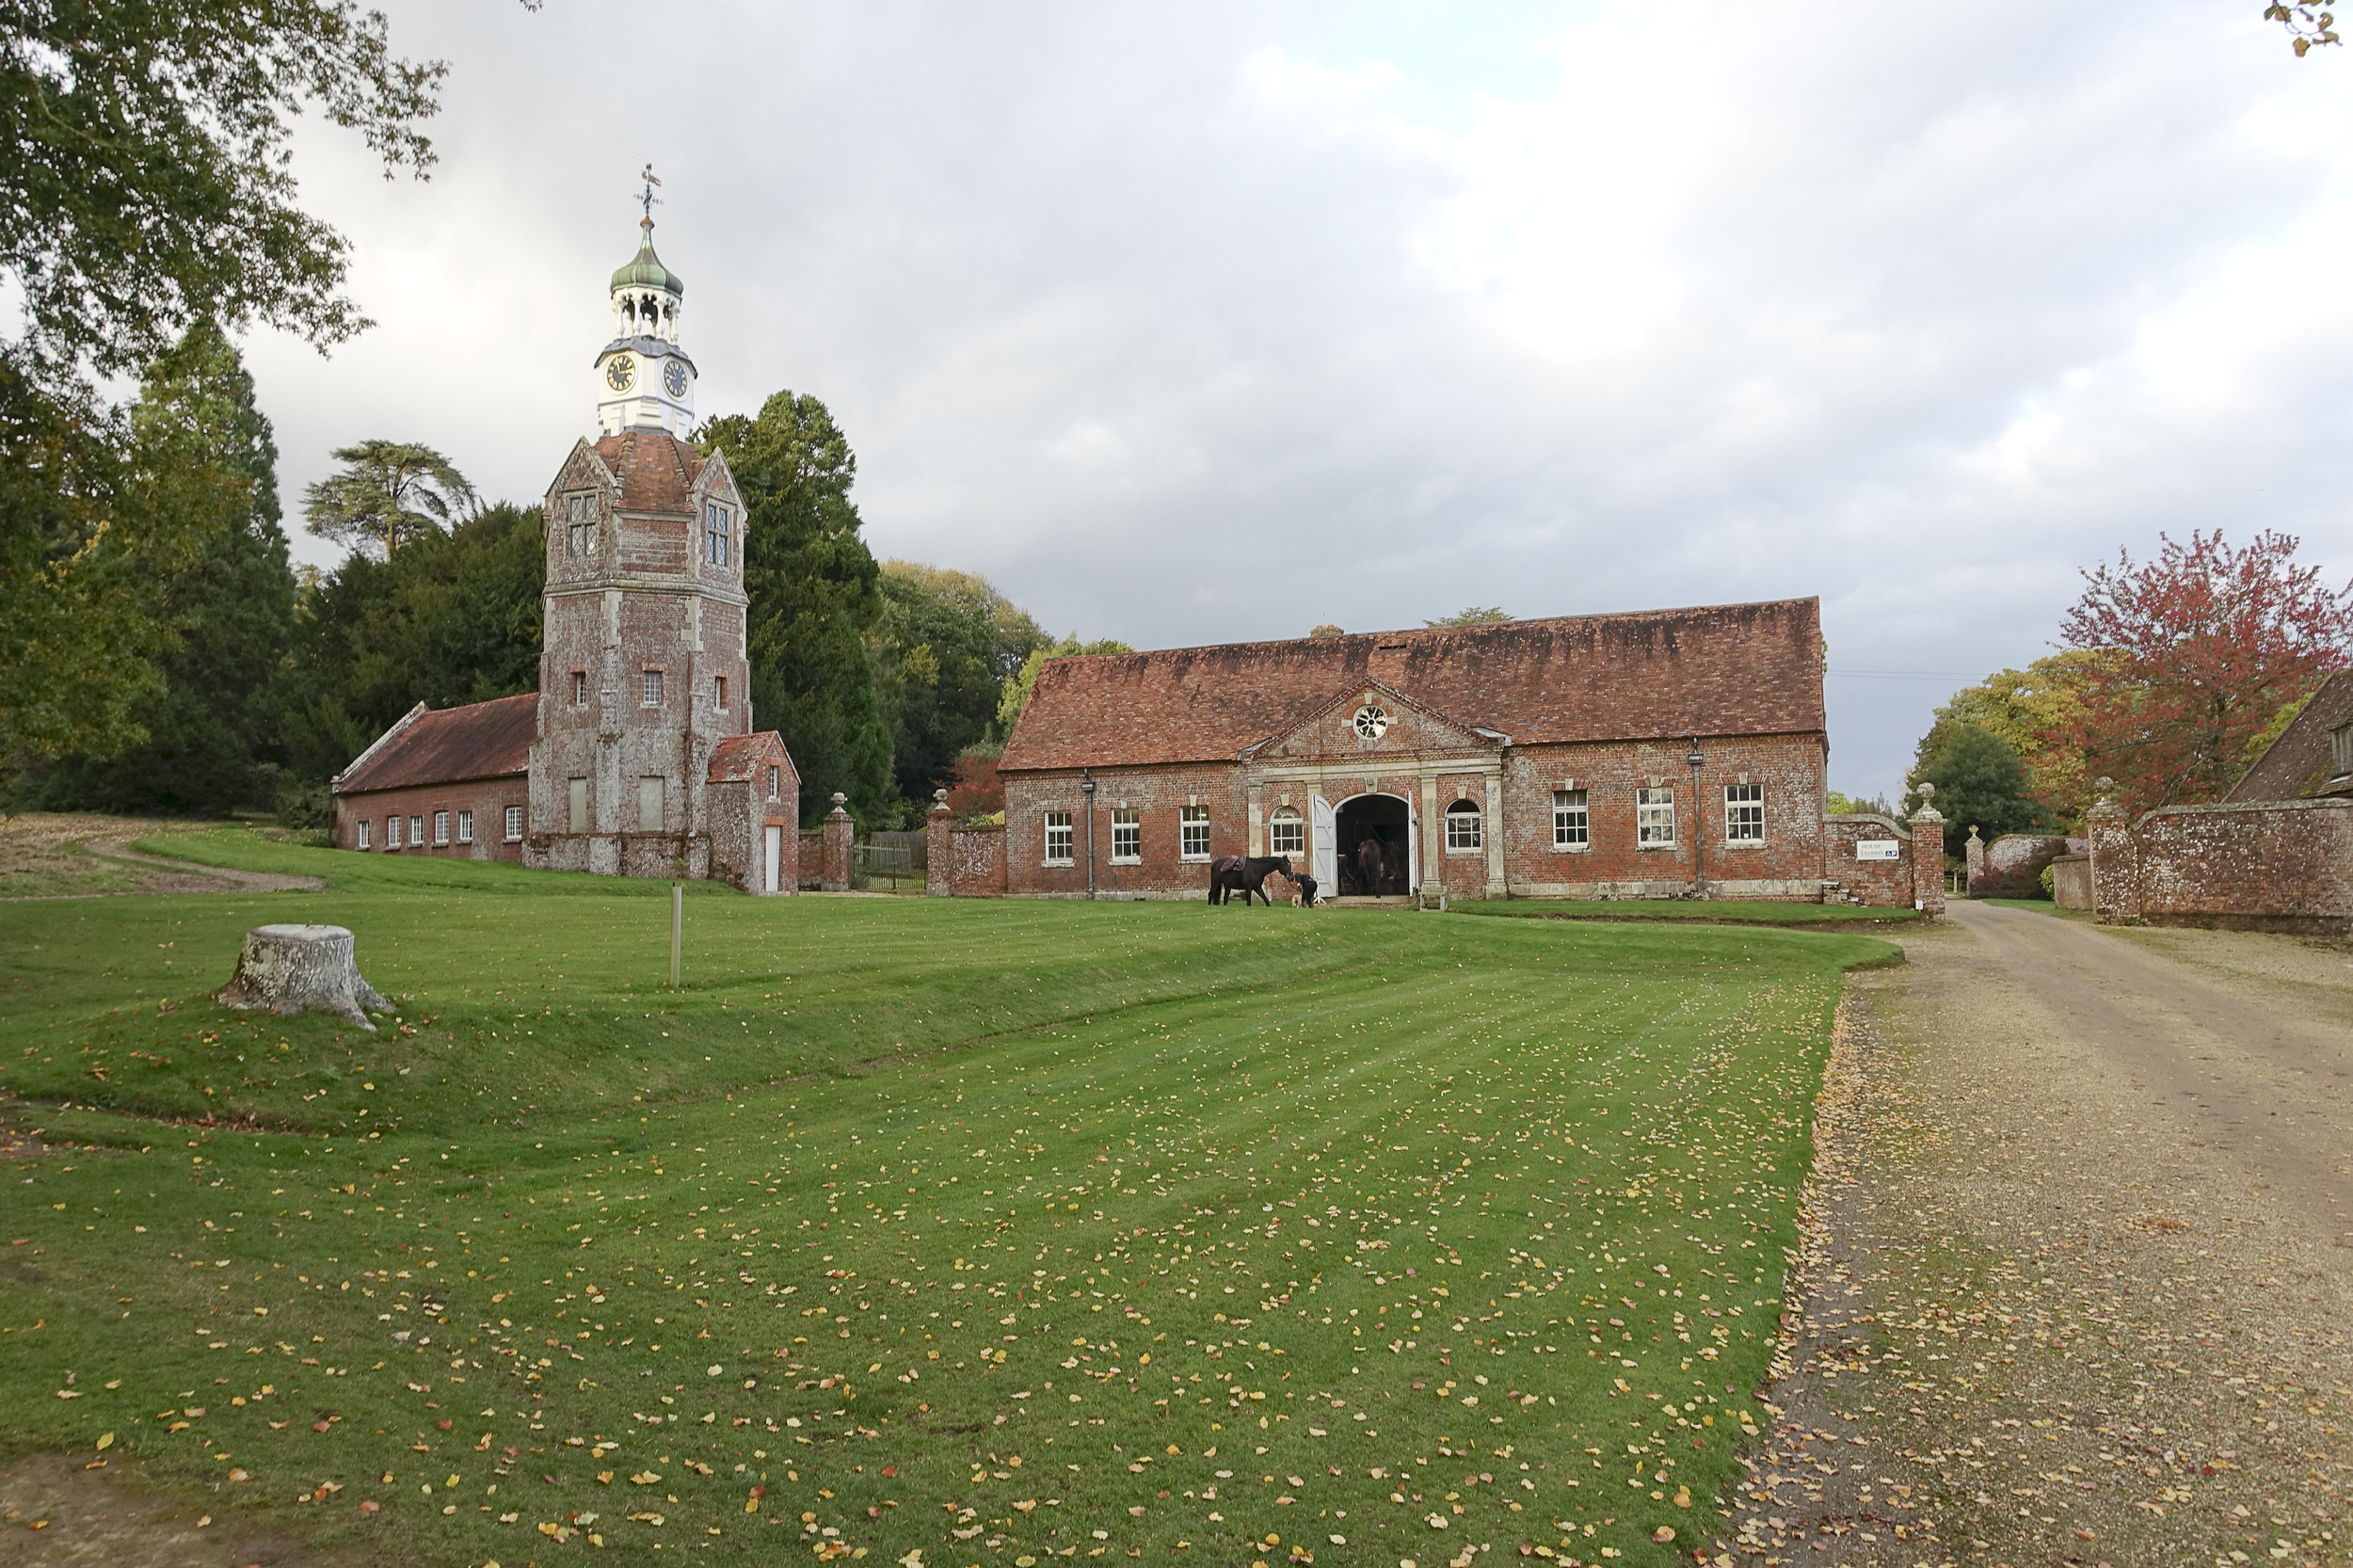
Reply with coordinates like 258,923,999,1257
94,1432,114,1451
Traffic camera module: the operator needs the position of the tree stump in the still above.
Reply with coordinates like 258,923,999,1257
216,924,391,1031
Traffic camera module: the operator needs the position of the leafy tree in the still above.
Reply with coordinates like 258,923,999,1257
7,323,296,808
869,560,1047,802
1910,650,2108,824
303,439,476,557
1825,790,1897,818
997,634,1135,735
0,3,446,760
1905,723,2053,857
2057,530,2353,813
696,392,893,824
1425,607,1511,627
272,501,544,784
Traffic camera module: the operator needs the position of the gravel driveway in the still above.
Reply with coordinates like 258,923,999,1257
1725,901,2353,1568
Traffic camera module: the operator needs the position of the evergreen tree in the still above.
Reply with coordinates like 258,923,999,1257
272,502,544,786
11,323,296,813
697,392,894,824
1904,722,2053,857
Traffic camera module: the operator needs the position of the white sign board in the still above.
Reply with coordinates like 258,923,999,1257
1855,840,1901,861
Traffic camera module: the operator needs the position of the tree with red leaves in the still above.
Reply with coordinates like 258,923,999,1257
2057,530,2353,812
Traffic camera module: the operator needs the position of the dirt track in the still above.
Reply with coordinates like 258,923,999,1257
1731,901,2353,1567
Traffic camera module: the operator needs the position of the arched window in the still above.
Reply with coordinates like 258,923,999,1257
1445,797,1482,852
1267,808,1305,856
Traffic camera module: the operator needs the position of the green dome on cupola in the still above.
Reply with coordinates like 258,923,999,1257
611,218,683,296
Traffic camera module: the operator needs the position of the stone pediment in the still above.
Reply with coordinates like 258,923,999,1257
687,448,741,514
544,437,621,506
1242,680,1504,762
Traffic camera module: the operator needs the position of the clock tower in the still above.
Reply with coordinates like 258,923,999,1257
595,214,696,436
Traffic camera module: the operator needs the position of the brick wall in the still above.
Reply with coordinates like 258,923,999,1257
338,776,528,860
1500,736,1827,899
2088,797,2353,935
1003,764,1249,899
994,733,1834,901
926,812,1010,897
1821,815,1916,907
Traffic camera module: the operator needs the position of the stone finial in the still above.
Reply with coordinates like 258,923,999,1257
828,792,849,815
1909,780,1944,824
930,787,952,816
1917,782,1936,802
2087,776,2125,820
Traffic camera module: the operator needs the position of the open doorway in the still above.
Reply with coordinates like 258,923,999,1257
1334,792,1414,896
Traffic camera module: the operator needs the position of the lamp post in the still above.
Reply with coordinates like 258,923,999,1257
1686,740,1707,899
1080,775,1097,901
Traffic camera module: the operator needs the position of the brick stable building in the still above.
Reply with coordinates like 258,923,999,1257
935,597,1944,907
333,210,800,894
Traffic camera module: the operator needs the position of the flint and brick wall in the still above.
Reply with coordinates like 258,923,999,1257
2089,798,2353,936
1003,764,1249,900
338,776,528,861
927,810,1011,897
981,734,1942,905
1500,737,1829,899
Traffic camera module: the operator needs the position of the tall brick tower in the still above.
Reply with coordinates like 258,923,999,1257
525,199,754,882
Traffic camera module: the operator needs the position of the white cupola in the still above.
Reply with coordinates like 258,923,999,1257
593,208,696,437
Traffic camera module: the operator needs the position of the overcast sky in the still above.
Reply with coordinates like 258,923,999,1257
243,1,2353,800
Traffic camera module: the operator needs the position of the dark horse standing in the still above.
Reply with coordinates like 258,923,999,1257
1353,836,1387,896
1209,855,1293,906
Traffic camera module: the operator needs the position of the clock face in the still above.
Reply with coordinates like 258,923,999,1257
663,359,689,398
603,354,636,392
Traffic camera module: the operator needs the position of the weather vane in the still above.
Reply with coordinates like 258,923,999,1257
638,162,663,223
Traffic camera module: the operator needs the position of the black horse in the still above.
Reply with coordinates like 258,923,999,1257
1208,855,1293,906
1353,836,1387,896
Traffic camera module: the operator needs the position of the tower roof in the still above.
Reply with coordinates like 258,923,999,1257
611,218,683,296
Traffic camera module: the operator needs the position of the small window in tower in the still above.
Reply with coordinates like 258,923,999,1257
705,504,731,567
767,765,781,802
642,669,664,707
713,674,728,710
572,670,588,707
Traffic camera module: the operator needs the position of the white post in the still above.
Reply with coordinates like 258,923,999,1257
670,882,682,986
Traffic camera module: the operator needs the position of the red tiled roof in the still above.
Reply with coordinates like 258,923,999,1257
2227,670,2353,802
336,694,536,794
1000,598,1825,772
594,429,705,515
708,731,794,785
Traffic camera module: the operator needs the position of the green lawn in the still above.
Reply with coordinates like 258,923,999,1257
0,827,1894,1568
1449,898,1922,927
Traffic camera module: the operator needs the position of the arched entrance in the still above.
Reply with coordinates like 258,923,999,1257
1334,792,1416,896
